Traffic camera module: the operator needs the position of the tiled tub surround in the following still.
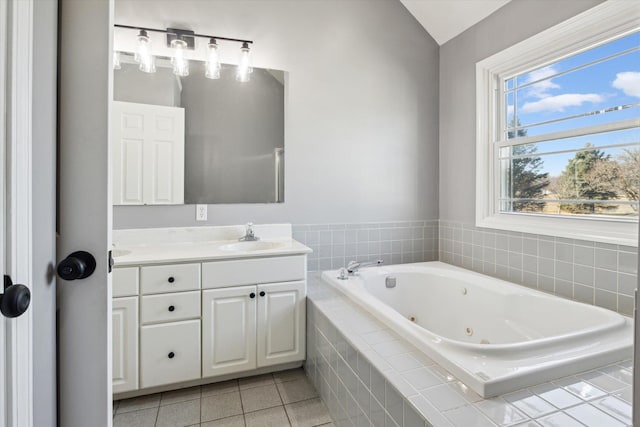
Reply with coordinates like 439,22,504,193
306,274,633,427
438,221,638,316
320,262,632,398
293,221,439,273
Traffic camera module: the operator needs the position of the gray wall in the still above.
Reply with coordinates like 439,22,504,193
439,0,604,223
114,63,181,107
113,0,439,228
182,67,284,204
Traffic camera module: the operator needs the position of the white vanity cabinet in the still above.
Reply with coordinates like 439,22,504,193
111,251,308,398
201,256,306,378
112,267,139,394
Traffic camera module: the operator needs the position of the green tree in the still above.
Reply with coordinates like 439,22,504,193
506,119,550,212
558,144,618,213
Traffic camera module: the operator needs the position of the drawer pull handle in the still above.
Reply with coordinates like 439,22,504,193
249,292,255,299
168,305,175,312
167,277,175,283
259,291,266,297
168,352,175,359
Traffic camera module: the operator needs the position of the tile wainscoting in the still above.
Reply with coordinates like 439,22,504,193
438,221,638,316
293,221,439,273
295,219,637,315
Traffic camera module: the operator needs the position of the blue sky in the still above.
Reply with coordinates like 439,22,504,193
506,31,640,176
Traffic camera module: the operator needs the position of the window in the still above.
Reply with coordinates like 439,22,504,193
476,1,640,246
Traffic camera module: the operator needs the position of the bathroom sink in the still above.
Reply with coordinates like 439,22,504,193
112,249,132,258
219,241,286,252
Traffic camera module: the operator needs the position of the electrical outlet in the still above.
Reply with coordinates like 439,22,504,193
196,204,207,221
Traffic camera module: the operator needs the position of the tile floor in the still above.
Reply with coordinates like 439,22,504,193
113,368,334,427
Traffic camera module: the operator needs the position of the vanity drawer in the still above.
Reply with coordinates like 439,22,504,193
141,291,200,325
140,320,201,388
202,256,305,289
113,267,139,297
140,263,200,295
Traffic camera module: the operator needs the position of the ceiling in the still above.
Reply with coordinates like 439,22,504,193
400,0,512,45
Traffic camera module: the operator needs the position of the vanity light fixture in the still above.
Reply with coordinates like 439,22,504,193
236,42,252,83
170,37,189,77
136,30,156,73
114,24,254,80
205,38,221,80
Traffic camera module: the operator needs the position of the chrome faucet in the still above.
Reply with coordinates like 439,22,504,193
239,222,259,241
346,259,383,274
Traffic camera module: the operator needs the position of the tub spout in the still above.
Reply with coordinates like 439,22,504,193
346,259,383,274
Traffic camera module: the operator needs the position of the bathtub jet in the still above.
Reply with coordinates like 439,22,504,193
322,261,633,397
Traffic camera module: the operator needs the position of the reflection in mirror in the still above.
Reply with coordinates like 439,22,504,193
112,54,285,205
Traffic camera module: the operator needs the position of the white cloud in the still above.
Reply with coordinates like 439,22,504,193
612,71,640,98
521,93,604,114
522,66,560,98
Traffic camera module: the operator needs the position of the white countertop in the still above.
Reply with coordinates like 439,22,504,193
112,238,312,266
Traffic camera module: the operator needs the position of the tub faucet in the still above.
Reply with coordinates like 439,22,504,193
239,223,259,241
346,259,383,274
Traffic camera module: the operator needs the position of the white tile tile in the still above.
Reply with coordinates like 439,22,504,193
371,340,413,358
529,383,582,409
443,405,495,427
591,396,632,425
474,398,527,426
421,384,468,412
387,353,422,373
536,412,584,427
448,382,482,404
408,395,439,419
613,387,632,405
401,368,443,390
552,378,607,401
578,370,627,393
509,422,542,427
502,390,556,418
427,365,456,383
385,370,418,397
598,365,633,385
565,404,626,427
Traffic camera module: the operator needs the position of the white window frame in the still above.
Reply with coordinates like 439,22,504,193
476,0,640,247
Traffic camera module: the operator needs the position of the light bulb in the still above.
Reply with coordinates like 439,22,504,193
171,38,189,77
113,51,121,70
236,42,252,82
205,38,221,79
136,30,156,73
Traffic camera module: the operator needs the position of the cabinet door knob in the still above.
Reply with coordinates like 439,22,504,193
168,305,175,312
249,292,255,299
168,352,175,359
259,291,266,297
167,277,175,283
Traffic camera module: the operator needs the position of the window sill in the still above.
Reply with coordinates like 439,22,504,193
477,213,638,247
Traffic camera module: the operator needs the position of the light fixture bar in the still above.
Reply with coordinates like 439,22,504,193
114,24,253,45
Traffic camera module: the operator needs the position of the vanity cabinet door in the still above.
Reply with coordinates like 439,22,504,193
257,281,306,367
112,297,139,394
202,286,257,377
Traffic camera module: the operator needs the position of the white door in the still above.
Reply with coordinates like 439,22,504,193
202,286,257,377
111,101,185,205
58,0,113,426
1,0,57,426
112,297,138,394
257,281,306,367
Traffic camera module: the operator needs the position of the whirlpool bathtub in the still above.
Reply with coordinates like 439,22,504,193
321,262,633,397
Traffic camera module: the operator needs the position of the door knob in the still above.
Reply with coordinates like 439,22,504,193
57,251,96,281
1,275,31,318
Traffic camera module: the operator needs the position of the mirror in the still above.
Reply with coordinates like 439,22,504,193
112,54,285,205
